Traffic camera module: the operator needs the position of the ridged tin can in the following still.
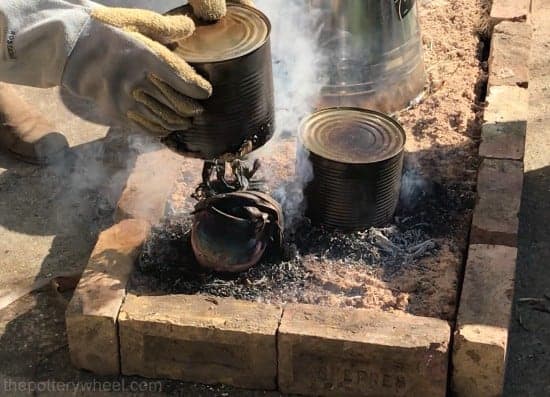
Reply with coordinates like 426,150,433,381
299,108,406,231
163,3,275,160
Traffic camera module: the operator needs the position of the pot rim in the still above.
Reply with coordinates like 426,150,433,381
170,2,272,65
298,107,407,165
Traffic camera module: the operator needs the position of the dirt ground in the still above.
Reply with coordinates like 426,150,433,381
133,0,486,323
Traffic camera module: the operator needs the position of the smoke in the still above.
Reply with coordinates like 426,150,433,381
253,0,328,228
255,0,327,139
399,154,431,210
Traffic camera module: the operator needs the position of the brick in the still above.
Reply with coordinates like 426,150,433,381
278,304,450,397
115,148,182,224
471,159,523,247
488,22,532,88
479,121,526,160
457,245,517,329
453,326,507,397
65,219,149,375
484,86,529,124
490,0,531,24
119,294,282,390
453,245,517,397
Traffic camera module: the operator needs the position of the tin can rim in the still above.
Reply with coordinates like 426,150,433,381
170,2,272,64
299,107,407,165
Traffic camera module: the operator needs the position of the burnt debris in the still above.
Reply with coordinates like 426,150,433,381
133,215,437,304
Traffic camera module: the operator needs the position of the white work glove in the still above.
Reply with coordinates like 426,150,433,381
0,0,212,135
189,0,255,21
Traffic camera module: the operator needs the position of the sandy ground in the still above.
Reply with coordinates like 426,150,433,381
135,0,486,323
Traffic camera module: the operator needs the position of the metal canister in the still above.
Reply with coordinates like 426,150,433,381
310,0,425,113
299,108,406,231
163,3,275,160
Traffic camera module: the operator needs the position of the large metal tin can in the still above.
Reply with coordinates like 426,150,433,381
310,0,425,113
163,3,275,160
300,108,406,231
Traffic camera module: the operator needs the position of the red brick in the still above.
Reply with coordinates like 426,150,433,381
488,22,532,88
119,294,282,390
479,121,526,160
484,86,529,124
490,0,531,24
115,148,182,224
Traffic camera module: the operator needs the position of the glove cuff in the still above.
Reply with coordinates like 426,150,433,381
0,0,96,88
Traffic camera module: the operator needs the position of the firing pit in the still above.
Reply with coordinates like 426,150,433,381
66,0,489,396
132,152,465,322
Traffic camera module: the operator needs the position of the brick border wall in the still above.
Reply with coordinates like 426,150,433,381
451,1,533,395
116,295,451,396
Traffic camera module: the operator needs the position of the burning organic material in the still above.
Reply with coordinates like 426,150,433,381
180,155,285,273
130,0,482,325
191,191,284,273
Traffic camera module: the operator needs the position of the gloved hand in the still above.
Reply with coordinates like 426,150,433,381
0,0,213,136
65,5,213,135
188,0,255,21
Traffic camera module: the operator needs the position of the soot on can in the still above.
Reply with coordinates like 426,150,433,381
163,3,275,160
299,107,406,231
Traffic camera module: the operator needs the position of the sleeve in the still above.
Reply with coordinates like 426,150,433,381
0,0,94,88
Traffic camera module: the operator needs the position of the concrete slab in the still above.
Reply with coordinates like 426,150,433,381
0,85,164,311
503,1,550,395
0,85,110,308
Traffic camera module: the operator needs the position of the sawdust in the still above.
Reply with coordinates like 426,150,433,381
130,0,486,322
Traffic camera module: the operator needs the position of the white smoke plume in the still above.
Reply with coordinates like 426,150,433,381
82,0,328,229
399,154,431,210
255,0,327,140
253,0,328,228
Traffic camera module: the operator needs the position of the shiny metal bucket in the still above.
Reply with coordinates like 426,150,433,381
310,0,425,113
163,3,275,160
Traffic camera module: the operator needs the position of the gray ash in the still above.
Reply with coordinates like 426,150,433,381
291,220,437,278
131,214,437,304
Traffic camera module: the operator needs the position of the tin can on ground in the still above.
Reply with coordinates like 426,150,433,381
299,107,406,231
163,3,275,160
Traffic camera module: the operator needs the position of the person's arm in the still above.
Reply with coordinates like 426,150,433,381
0,0,92,87
0,0,210,135
0,0,255,136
